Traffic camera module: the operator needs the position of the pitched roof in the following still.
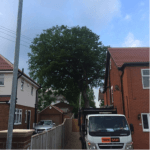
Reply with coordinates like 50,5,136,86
0,54,40,87
0,54,13,70
52,105,64,113
38,104,64,114
108,47,149,68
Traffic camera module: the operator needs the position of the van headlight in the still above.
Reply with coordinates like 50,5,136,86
87,142,97,149
125,142,133,149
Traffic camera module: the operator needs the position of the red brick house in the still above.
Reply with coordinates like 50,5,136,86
0,54,40,131
102,47,150,149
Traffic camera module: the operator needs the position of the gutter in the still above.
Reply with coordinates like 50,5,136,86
34,86,41,126
120,69,125,115
118,62,149,115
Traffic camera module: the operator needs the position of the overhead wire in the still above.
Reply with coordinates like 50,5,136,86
0,25,33,41
0,30,32,45
0,35,29,48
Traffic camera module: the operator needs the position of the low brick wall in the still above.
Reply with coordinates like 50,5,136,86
0,129,34,149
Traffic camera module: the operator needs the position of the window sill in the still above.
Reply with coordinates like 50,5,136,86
143,130,150,132
0,85,4,87
14,123,22,125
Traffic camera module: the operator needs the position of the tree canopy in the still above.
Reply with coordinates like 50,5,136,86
28,25,108,108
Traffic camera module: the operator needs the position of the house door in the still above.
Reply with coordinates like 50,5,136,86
27,111,31,129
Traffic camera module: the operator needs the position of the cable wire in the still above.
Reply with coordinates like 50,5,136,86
0,25,33,41
0,35,29,48
0,30,32,45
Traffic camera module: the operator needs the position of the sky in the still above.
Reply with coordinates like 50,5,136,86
0,0,149,107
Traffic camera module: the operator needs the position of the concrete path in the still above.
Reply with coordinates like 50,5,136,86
64,132,82,149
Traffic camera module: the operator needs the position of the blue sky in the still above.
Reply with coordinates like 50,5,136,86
0,0,149,107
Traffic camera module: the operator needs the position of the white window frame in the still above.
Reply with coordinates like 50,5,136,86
0,74,4,86
141,113,150,132
31,86,33,95
21,80,24,91
25,110,27,123
14,108,22,125
141,69,150,89
111,85,113,103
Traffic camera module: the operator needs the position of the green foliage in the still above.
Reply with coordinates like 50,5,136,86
37,89,57,111
28,25,108,107
100,100,104,107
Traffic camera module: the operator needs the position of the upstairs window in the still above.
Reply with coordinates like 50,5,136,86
0,74,4,85
21,80,24,91
141,69,150,89
141,113,150,132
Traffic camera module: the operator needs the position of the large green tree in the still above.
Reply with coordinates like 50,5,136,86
28,25,108,108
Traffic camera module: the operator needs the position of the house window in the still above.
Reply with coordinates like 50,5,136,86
141,113,150,132
25,110,27,123
111,86,113,103
0,74,4,85
141,69,150,89
31,86,33,95
14,108,22,125
21,80,24,90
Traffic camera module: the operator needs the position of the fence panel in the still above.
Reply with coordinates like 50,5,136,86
31,116,73,149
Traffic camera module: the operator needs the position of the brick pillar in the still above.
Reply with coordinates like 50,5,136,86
0,129,34,149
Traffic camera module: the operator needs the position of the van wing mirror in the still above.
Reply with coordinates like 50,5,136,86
130,124,134,133
82,124,87,135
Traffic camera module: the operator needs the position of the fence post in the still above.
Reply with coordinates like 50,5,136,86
55,127,56,149
46,131,48,150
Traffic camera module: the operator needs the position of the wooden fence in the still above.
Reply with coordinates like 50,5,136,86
30,115,73,149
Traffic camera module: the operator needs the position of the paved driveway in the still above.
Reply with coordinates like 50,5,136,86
64,132,82,149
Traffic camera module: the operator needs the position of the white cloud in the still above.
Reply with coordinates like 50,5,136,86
122,32,142,47
72,0,121,30
124,14,131,20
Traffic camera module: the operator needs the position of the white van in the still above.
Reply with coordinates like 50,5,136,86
84,114,133,149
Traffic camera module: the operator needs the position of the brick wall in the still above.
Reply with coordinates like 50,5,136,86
0,104,35,131
0,104,9,131
104,56,150,149
38,107,63,125
123,66,149,149
14,104,35,130
104,57,124,114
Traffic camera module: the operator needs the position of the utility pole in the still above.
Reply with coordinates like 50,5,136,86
6,0,23,149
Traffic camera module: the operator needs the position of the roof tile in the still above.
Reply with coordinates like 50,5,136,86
52,105,64,113
108,47,149,67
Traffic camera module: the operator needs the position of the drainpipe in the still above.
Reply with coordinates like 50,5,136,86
121,69,125,115
13,68,24,129
34,86,41,126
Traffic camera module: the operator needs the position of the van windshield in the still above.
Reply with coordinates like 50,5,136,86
89,116,130,136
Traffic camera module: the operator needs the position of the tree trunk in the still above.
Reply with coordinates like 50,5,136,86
82,88,89,108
